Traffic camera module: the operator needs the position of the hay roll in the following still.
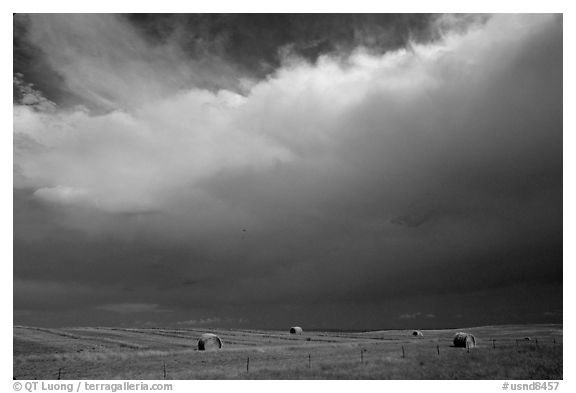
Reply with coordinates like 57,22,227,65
198,333,223,351
289,326,303,334
453,332,476,348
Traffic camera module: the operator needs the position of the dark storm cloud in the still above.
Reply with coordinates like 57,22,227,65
126,14,440,77
13,14,562,328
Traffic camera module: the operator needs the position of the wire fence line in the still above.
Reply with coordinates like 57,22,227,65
181,335,562,375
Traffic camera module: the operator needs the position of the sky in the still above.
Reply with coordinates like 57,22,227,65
13,13,562,330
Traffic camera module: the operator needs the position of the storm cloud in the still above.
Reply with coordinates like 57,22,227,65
13,14,562,329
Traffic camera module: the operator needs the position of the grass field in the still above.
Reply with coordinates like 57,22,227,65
13,324,562,380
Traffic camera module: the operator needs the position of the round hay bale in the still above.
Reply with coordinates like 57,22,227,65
453,332,476,348
412,330,424,337
198,333,223,351
289,326,303,335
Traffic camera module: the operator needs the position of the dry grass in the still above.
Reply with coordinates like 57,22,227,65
13,324,562,380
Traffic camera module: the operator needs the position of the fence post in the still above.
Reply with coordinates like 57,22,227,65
402,345,405,359
308,354,311,369
437,344,440,359
163,362,166,379
57,368,62,380
492,339,496,349
247,357,250,374
361,350,364,364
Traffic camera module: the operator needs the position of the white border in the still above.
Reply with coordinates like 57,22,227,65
3,3,573,392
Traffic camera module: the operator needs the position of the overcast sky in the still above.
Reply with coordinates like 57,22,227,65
13,14,562,330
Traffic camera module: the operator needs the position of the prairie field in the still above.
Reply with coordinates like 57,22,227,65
13,324,562,380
